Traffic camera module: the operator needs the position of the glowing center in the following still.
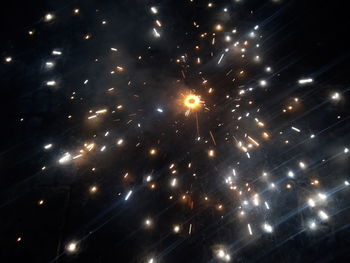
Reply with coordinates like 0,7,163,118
184,94,201,109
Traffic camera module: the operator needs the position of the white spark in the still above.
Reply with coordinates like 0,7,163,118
318,210,329,221
218,53,224,64
52,50,62,56
263,223,273,233
309,220,317,230
318,193,327,200
44,144,52,150
264,201,270,210
298,78,313,85
66,241,78,253
150,6,158,14
46,80,56,86
308,198,315,207
44,13,54,22
288,171,294,178
331,92,341,100
291,126,301,133
153,28,160,38
58,153,71,164
247,223,253,235
299,161,306,169
45,61,54,68
171,178,177,187
5,56,12,63
259,80,267,87
125,190,133,201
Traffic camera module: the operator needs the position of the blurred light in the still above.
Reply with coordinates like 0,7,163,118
66,241,78,253
298,78,313,85
263,223,273,233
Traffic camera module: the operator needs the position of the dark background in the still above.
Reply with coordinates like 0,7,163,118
0,0,350,262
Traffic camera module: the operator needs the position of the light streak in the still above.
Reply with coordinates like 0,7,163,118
298,78,313,84
125,190,133,201
247,223,253,235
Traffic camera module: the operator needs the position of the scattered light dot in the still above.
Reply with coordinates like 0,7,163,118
173,225,180,233
89,185,98,194
4,56,12,63
259,80,267,87
66,241,78,253
44,13,54,22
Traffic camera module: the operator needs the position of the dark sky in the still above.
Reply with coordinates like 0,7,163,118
0,0,350,262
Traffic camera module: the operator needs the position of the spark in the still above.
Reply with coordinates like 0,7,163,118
247,223,253,235
155,20,162,27
66,241,78,253
264,201,270,209
308,198,316,207
308,220,317,230
263,223,273,233
52,50,62,56
184,94,201,110
5,56,12,63
298,78,313,85
331,92,341,101
173,225,180,233
171,178,177,187
125,190,133,201
96,109,107,114
144,218,152,227
58,153,71,164
90,186,98,193
153,28,160,38
299,161,306,169
215,24,223,31
318,210,329,221
150,6,158,14
208,149,215,157
218,53,225,64
45,61,55,68
259,80,267,87
44,13,54,22
46,80,56,86
232,169,236,176
44,144,52,150
291,126,301,132
146,175,152,182
318,193,327,200
88,115,97,119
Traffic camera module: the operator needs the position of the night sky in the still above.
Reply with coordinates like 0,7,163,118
1,0,350,262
